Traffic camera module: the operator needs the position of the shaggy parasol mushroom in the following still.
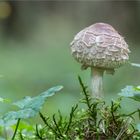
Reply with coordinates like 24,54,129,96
70,23,130,98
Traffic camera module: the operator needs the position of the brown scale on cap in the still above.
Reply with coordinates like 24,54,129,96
70,23,130,73
70,23,130,98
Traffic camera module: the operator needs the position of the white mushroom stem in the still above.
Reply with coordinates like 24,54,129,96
91,67,104,98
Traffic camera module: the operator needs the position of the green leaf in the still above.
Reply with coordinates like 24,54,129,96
131,63,140,68
118,86,135,97
135,86,140,91
13,86,63,110
13,96,32,109
118,86,140,102
13,96,45,111
0,117,17,127
12,121,34,131
0,86,63,126
0,109,36,126
40,86,63,98
0,97,10,103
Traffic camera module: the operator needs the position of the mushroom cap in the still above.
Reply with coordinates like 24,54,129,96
70,23,130,71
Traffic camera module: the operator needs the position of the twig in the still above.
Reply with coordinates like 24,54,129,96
39,112,63,138
120,109,140,117
52,114,64,138
78,76,91,109
19,132,24,140
12,118,21,140
39,112,48,125
116,117,132,140
111,101,118,126
39,112,59,137
65,104,78,134
36,124,43,140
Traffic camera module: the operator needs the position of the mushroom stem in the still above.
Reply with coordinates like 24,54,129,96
91,67,104,98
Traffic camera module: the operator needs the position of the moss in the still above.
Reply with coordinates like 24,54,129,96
30,77,140,140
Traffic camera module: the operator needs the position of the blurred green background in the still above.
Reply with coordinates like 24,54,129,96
0,1,140,117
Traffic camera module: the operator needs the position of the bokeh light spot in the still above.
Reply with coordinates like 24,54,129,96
0,1,12,19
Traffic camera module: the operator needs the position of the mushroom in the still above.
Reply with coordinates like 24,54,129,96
70,23,130,98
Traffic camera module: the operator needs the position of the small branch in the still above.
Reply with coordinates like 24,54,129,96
65,104,78,134
120,109,140,117
12,118,21,140
78,76,91,109
111,101,118,126
39,112,48,125
116,117,132,140
36,124,43,140
52,114,64,138
39,112,59,137
78,76,101,126
19,132,24,140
